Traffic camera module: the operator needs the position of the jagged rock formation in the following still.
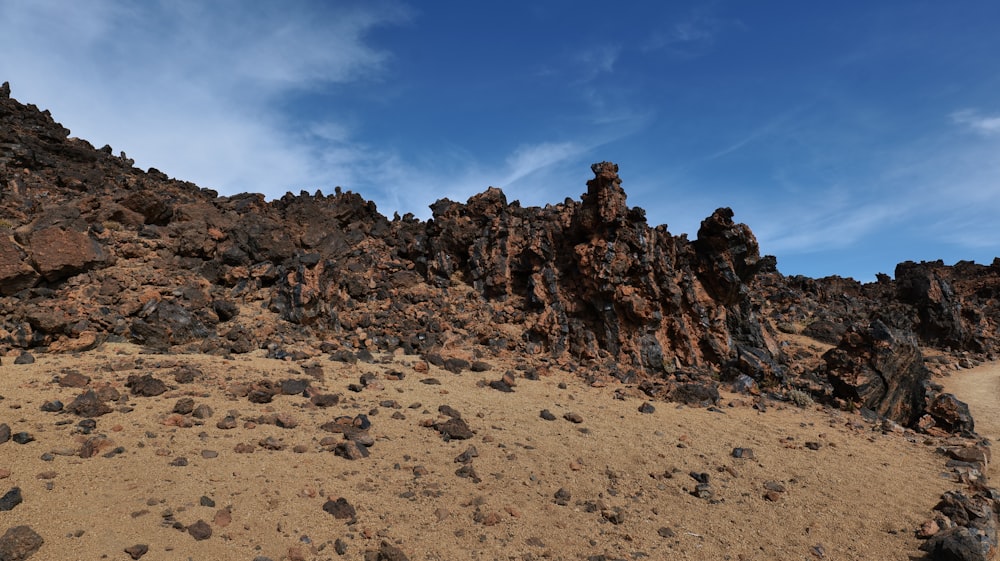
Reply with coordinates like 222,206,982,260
2,82,998,432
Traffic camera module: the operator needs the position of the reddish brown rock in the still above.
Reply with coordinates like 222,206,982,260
0,236,38,295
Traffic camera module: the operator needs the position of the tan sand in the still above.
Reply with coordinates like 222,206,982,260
0,345,955,560
938,362,1000,441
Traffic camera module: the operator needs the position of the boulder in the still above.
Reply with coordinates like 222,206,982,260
824,321,929,426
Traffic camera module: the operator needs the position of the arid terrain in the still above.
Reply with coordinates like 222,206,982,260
0,343,978,561
2,82,1000,560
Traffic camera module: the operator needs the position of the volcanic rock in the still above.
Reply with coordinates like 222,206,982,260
0,525,44,561
823,321,930,426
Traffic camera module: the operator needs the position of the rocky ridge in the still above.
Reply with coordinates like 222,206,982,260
3,82,1000,559
2,82,999,430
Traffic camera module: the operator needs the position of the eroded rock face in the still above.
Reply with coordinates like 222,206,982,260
2,82,1000,432
823,321,930,426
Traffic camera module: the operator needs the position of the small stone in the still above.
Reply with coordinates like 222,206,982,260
0,424,9,444
187,520,212,540
638,402,656,414
216,416,237,430
127,374,168,397
169,457,188,467
764,490,783,502
310,394,339,407
333,441,369,460
657,527,676,538
455,446,479,464
192,404,214,419
455,465,481,483
367,541,410,561
732,447,755,459
764,480,786,493
13,353,34,365
57,371,90,388
12,433,33,445
323,497,356,520
0,487,23,511
554,487,571,506
39,400,63,413
0,526,44,560
539,409,556,421
172,398,195,415
213,507,232,528
66,390,112,418
201,450,218,459
917,519,940,539
124,544,149,559
805,442,822,451
199,496,215,507
435,418,473,440
563,412,583,424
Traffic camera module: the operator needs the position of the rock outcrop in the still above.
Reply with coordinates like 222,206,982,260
1,82,999,432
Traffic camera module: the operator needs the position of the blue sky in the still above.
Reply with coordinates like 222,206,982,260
2,1,999,281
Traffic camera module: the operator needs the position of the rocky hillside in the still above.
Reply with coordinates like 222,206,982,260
1,81,998,432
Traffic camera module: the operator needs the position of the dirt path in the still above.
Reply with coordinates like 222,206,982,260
938,362,1000,440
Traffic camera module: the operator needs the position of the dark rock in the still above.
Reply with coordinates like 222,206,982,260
802,319,847,345
56,371,90,388
216,416,237,430
732,447,755,459
563,412,584,424
364,541,410,561
280,378,310,395
0,525,44,561
438,405,462,419
638,402,655,414
435,418,473,440
488,379,513,392
124,544,149,559
65,390,112,418
172,398,195,415
927,393,976,436
443,358,470,374
824,321,930,427
554,487,571,506
470,361,492,372
39,400,62,413
0,425,9,444
657,527,676,538
455,446,479,464
11,433,33,445
667,382,720,407
126,375,168,397
310,393,340,407
192,404,214,419
12,353,34,365
333,441,370,460
322,498,356,520
539,409,556,421
455,465,481,483
0,488,23,511
919,526,993,561
186,520,212,540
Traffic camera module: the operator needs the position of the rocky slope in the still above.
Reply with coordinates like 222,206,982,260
1,81,998,432
5,82,1000,560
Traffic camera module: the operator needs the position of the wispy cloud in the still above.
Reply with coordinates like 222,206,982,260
951,109,1000,135
0,0,409,196
643,7,733,57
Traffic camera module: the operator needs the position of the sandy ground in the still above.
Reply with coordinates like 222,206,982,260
939,362,1000,441
0,345,958,561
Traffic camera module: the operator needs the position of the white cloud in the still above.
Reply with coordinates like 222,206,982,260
951,109,1000,135
0,0,409,197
